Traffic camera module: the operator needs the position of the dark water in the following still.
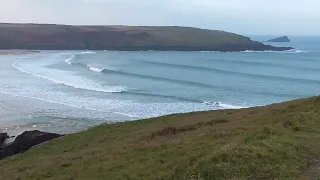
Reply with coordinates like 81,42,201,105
0,36,319,134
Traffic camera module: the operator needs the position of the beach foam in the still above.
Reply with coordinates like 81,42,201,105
80,51,96,54
87,64,105,73
202,101,246,109
13,59,127,93
65,55,75,64
242,49,307,53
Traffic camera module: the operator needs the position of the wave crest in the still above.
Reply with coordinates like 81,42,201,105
65,51,96,65
242,49,307,53
80,51,96,54
13,60,127,93
203,101,246,109
87,64,105,73
65,55,75,64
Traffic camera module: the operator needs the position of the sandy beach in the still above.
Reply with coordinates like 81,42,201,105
0,50,39,56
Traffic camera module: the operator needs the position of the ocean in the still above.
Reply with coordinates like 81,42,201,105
0,36,319,135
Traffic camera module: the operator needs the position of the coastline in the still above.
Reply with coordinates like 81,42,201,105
0,50,39,56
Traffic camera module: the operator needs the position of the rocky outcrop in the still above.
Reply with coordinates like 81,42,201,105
0,133,9,147
267,36,291,42
0,130,62,159
0,23,293,52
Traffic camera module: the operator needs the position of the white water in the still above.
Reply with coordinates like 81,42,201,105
1,38,318,134
80,51,96,54
87,64,105,72
242,49,307,53
65,55,75,64
13,58,127,93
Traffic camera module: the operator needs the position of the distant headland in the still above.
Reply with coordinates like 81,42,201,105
267,36,291,42
0,23,293,52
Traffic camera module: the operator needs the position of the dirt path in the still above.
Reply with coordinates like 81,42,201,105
307,160,320,180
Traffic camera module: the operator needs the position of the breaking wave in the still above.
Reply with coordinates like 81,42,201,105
80,51,96,54
203,101,246,109
87,65,105,73
242,49,308,53
65,55,75,64
13,60,127,93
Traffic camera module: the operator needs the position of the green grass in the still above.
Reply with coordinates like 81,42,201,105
0,23,265,51
1,96,320,180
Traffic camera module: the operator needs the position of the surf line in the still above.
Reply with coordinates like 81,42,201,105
13,58,126,93
0,89,138,119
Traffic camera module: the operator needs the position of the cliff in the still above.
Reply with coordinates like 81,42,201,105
0,23,292,51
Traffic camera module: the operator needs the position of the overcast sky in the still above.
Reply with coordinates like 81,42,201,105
1,0,319,35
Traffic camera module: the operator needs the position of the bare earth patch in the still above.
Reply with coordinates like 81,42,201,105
307,160,320,180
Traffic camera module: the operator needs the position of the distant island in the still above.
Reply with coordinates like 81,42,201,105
0,23,293,52
267,36,291,42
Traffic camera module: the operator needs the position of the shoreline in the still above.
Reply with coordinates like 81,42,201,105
0,50,40,56
0,46,292,52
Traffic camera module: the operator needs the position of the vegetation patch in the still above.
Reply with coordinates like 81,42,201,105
0,96,320,180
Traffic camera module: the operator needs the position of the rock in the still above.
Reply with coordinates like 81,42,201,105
0,133,9,146
267,36,291,42
0,130,63,159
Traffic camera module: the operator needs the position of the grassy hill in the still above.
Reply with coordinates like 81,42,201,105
0,23,292,51
1,96,320,180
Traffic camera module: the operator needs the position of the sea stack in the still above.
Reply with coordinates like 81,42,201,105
267,36,291,42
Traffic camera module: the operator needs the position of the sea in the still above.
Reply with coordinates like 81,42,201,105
0,35,319,135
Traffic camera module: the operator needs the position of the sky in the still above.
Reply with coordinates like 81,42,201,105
0,0,319,35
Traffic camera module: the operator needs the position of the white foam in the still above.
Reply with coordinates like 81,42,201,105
4,51,253,129
241,49,308,53
0,89,109,114
218,103,246,109
13,59,127,93
65,55,75,64
284,49,308,53
203,101,246,109
80,51,96,54
200,51,218,53
87,64,104,73
0,88,140,120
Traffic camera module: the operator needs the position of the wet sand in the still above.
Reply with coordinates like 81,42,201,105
0,50,40,56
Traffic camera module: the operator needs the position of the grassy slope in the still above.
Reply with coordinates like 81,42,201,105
147,27,253,46
1,97,320,180
0,24,259,49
